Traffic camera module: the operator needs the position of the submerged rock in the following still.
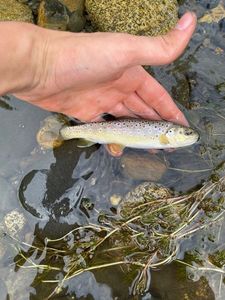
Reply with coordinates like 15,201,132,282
36,115,69,149
121,153,167,181
85,0,178,36
0,209,26,259
0,0,33,22
3,210,26,237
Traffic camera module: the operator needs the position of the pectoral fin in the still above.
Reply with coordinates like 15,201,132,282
105,143,125,157
76,139,96,148
159,134,169,145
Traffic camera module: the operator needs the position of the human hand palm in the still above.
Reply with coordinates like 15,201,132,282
15,12,196,126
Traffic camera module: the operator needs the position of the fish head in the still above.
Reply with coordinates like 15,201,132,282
165,125,199,147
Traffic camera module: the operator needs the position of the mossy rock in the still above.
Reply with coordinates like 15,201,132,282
0,0,33,22
85,0,178,36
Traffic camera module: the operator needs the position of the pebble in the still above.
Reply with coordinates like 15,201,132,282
121,152,167,181
3,210,26,237
110,194,122,206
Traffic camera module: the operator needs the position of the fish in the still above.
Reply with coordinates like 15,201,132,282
60,119,199,156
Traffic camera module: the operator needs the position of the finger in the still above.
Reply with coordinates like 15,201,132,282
89,115,105,122
122,12,197,66
108,102,137,118
123,93,161,120
136,69,189,126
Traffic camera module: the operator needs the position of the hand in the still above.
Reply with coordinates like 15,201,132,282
13,12,196,125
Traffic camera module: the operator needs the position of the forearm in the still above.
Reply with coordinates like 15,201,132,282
0,22,44,96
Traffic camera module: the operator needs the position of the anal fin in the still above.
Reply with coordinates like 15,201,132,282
105,143,125,157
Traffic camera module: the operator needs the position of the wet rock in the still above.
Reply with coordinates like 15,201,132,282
38,0,69,30
85,0,178,36
67,9,86,32
60,0,86,32
59,0,84,13
36,115,68,149
0,0,33,22
38,0,86,32
172,74,190,109
121,153,167,181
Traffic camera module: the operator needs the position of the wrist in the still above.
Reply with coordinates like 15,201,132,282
0,22,49,97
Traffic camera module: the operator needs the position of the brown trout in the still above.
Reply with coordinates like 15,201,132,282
60,119,199,153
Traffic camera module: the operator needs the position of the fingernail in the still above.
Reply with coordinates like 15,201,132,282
176,12,194,30
169,115,189,127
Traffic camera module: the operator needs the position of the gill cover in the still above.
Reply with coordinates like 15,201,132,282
165,126,199,147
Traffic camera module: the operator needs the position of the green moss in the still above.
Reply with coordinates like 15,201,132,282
209,250,225,268
0,0,33,22
85,0,178,36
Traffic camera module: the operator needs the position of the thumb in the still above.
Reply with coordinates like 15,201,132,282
126,12,197,66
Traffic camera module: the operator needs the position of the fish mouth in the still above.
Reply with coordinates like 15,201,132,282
184,127,200,144
189,133,200,144
196,133,200,142
193,130,200,143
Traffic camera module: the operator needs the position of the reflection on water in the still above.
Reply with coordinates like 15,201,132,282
0,1,225,300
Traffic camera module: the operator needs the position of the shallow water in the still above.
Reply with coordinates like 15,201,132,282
0,1,225,299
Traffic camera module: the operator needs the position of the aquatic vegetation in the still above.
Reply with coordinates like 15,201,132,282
199,1,225,24
6,176,225,299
